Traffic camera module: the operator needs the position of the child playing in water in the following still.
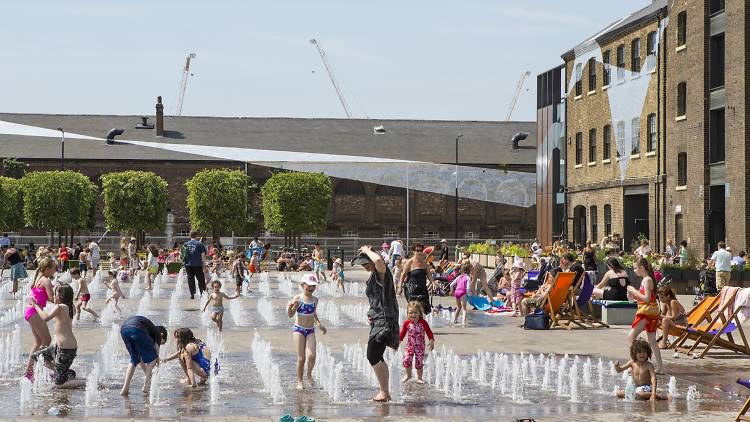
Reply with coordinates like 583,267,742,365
232,252,249,295
163,328,212,388
202,280,240,331
614,338,670,401
210,250,224,278
78,248,89,278
23,257,55,379
330,257,345,294
286,274,326,390
29,284,85,388
449,262,471,325
145,244,158,291
399,301,434,384
72,268,98,321
247,250,260,281
392,257,403,286
104,269,126,314
657,284,687,349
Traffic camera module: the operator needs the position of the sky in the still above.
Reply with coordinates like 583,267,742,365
0,1,650,122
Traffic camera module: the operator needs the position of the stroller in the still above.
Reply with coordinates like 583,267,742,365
693,269,718,305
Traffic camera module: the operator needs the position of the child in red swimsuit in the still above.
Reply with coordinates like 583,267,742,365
399,301,435,384
626,257,663,373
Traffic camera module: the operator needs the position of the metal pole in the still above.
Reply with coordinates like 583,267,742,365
406,165,410,247
57,128,65,170
454,134,462,245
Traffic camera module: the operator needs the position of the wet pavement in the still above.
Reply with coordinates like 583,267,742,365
0,269,745,421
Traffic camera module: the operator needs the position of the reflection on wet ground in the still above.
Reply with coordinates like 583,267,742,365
0,271,744,421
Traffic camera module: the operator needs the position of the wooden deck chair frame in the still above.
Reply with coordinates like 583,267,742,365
736,380,750,421
571,273,609,329
665,295,720,349
676,289,750,358
541,271,578,330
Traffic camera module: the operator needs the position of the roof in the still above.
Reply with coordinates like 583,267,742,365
0,113,536,166
561,0,668,61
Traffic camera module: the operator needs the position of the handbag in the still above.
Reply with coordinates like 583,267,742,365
636,302,660,318
523,311,550,330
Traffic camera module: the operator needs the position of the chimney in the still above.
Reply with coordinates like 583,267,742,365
155,96,164,137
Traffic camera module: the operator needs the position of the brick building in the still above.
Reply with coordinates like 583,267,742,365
0,105,536,241
537,0,742,256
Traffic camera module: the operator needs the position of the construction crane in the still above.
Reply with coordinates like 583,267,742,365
310,38,352,118
505,70,531,121
174,53,196,116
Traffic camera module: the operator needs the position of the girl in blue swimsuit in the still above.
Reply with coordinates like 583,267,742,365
286,274,327,390
164,328,213,388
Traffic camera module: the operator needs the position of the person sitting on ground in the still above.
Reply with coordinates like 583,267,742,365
657,284,686,349
494,269,512,303
614,338,670,401
592,257,631,301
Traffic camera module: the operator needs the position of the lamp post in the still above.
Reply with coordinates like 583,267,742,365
56,127,65,170
454,133,463,246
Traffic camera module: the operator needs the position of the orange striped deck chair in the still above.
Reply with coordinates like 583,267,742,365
676,289,750,359
541,271,578,330
666,295,719,349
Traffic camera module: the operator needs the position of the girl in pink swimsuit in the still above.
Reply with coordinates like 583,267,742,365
449,263,471,325
23,257,55,379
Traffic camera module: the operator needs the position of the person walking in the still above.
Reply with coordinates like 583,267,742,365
397,243,435,314
353,246,398,402
183,231,208,299
87,239,100,279
709,241,732,290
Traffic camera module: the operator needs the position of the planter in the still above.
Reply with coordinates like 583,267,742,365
471,253,480,264
742,271,750,284
731,270,742,286
487,255,496,268
660,268,683,283
682,269,700,283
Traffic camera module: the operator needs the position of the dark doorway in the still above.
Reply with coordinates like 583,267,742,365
707,185,726,252
624,193,649,251
573,205,587,247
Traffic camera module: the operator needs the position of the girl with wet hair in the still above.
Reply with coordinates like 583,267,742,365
163,328,212,388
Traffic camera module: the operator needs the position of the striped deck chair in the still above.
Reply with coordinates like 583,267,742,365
540,271,578,330
736,378,750,421
570,272,609,329
675,288,750,358
665,295,720,349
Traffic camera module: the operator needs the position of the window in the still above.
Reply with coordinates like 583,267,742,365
710,0,725,15
647,113,657,152
604,204,612,236
646,31,657,71
590,206,598,243
341,230,358,238
603,124,611,160
602,50,611,86
588,58,596,91
677,82,687,117
677,152,687,186
631,38,641,72
464,232,476,239
575,63,583,96
616,44,625,81
588,128,597,163
710,34,725,89
178,229,190,237
709,108,726,163
616,121,625,158
575,132,583,165
677,12,687,47
423,231,440,240
382,229,399,238
631,117,640,154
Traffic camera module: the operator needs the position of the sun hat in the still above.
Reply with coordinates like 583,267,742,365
301,274,318,286
352,253,373,267
334,258,342,265
440,239,447,243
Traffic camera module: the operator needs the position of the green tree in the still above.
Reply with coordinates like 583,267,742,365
185,168,254,238
20,170,98,237
261,172,332,244
0,176,24,231
101,171,168,241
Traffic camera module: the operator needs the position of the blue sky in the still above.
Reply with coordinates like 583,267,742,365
0,1,649,122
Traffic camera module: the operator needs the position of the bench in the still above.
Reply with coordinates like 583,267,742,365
591,300,637,325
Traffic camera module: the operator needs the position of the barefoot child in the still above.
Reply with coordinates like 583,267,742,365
72,268,99,321
626,258,663,373
449,263,471,324
78,248,89,278
163,328,213,388
202,280,239,331
145,244,159,291
23,258,55,379
29,284,85,388
104,269,127,314
286,274,327,390
232,253,249,295
247,250,260,281
508,266,525,316
399,301,434,383
657,284,686,349
330,257,345,294
614,338,670,401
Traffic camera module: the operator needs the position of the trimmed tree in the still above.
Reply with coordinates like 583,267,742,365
0,176,24,232
185,168,254,239
261,171,332,245
20,170,98,239
101,171,168,242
